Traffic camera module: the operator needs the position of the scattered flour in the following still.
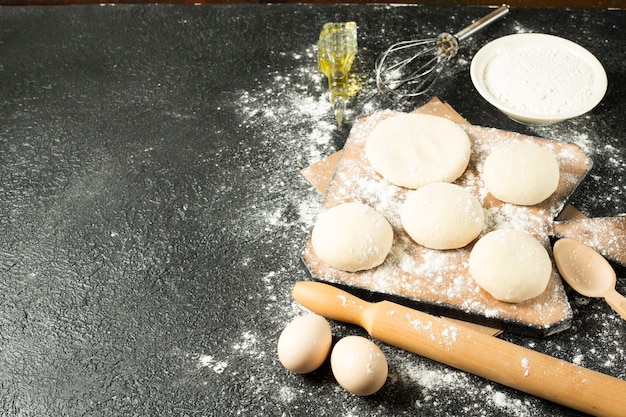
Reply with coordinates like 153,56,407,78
180,44,341,414
197,354,228,374
184,20,625,417
572,354,584,366
520,357,530,377
278,386,298,403
235,47,337,168
397,358,536,416
303,114,585,326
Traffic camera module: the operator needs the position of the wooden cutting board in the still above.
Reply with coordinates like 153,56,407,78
301,98,593,336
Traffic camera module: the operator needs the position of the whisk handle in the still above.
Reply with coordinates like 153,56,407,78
454,4,510,42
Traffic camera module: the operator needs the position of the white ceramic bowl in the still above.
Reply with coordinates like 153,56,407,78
470,33,607,125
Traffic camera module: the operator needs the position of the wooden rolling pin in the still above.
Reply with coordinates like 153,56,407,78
293,281,626,417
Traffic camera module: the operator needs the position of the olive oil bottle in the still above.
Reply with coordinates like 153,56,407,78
317,22,358,126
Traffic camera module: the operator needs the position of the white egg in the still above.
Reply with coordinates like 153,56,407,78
277,313,332,374
330,335,388,396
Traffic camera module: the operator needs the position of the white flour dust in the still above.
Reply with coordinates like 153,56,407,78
532,116,626,216
197,354,228,374
183,22,625,415
181,44,344,413
484,45,596,115
394,356,536,416
236,48,338,167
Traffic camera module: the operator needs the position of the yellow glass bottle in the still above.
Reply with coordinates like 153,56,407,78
317,22,358,126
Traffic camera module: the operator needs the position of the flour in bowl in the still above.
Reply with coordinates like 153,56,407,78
483,45,596,115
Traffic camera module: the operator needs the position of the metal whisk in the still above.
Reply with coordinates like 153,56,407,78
375,4,510,100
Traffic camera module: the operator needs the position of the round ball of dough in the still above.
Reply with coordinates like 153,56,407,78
365,113,471,189
400,182,485,250
277,314,332,374
469,229,552,303
331,336,388,396
483,141,560,205
311,202,393,272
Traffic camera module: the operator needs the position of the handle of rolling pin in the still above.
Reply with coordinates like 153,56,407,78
293,281,626,417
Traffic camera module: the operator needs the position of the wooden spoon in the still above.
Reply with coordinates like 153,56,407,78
292,281,626,417
553,238,626,320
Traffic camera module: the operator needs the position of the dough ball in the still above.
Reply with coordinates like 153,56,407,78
400,182,484,250
331,336,388,396
483,141,560,205
365,113,471,189
469,229,552,303
277,314,332,374
311,202,393,272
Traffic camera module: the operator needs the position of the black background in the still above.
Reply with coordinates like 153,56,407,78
1,4,625,416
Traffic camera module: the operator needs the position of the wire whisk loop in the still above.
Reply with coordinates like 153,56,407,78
375,5,510,101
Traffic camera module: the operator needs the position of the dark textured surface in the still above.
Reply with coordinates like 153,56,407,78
0,4,625,416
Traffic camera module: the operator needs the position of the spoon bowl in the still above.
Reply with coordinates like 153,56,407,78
553,238,626,320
